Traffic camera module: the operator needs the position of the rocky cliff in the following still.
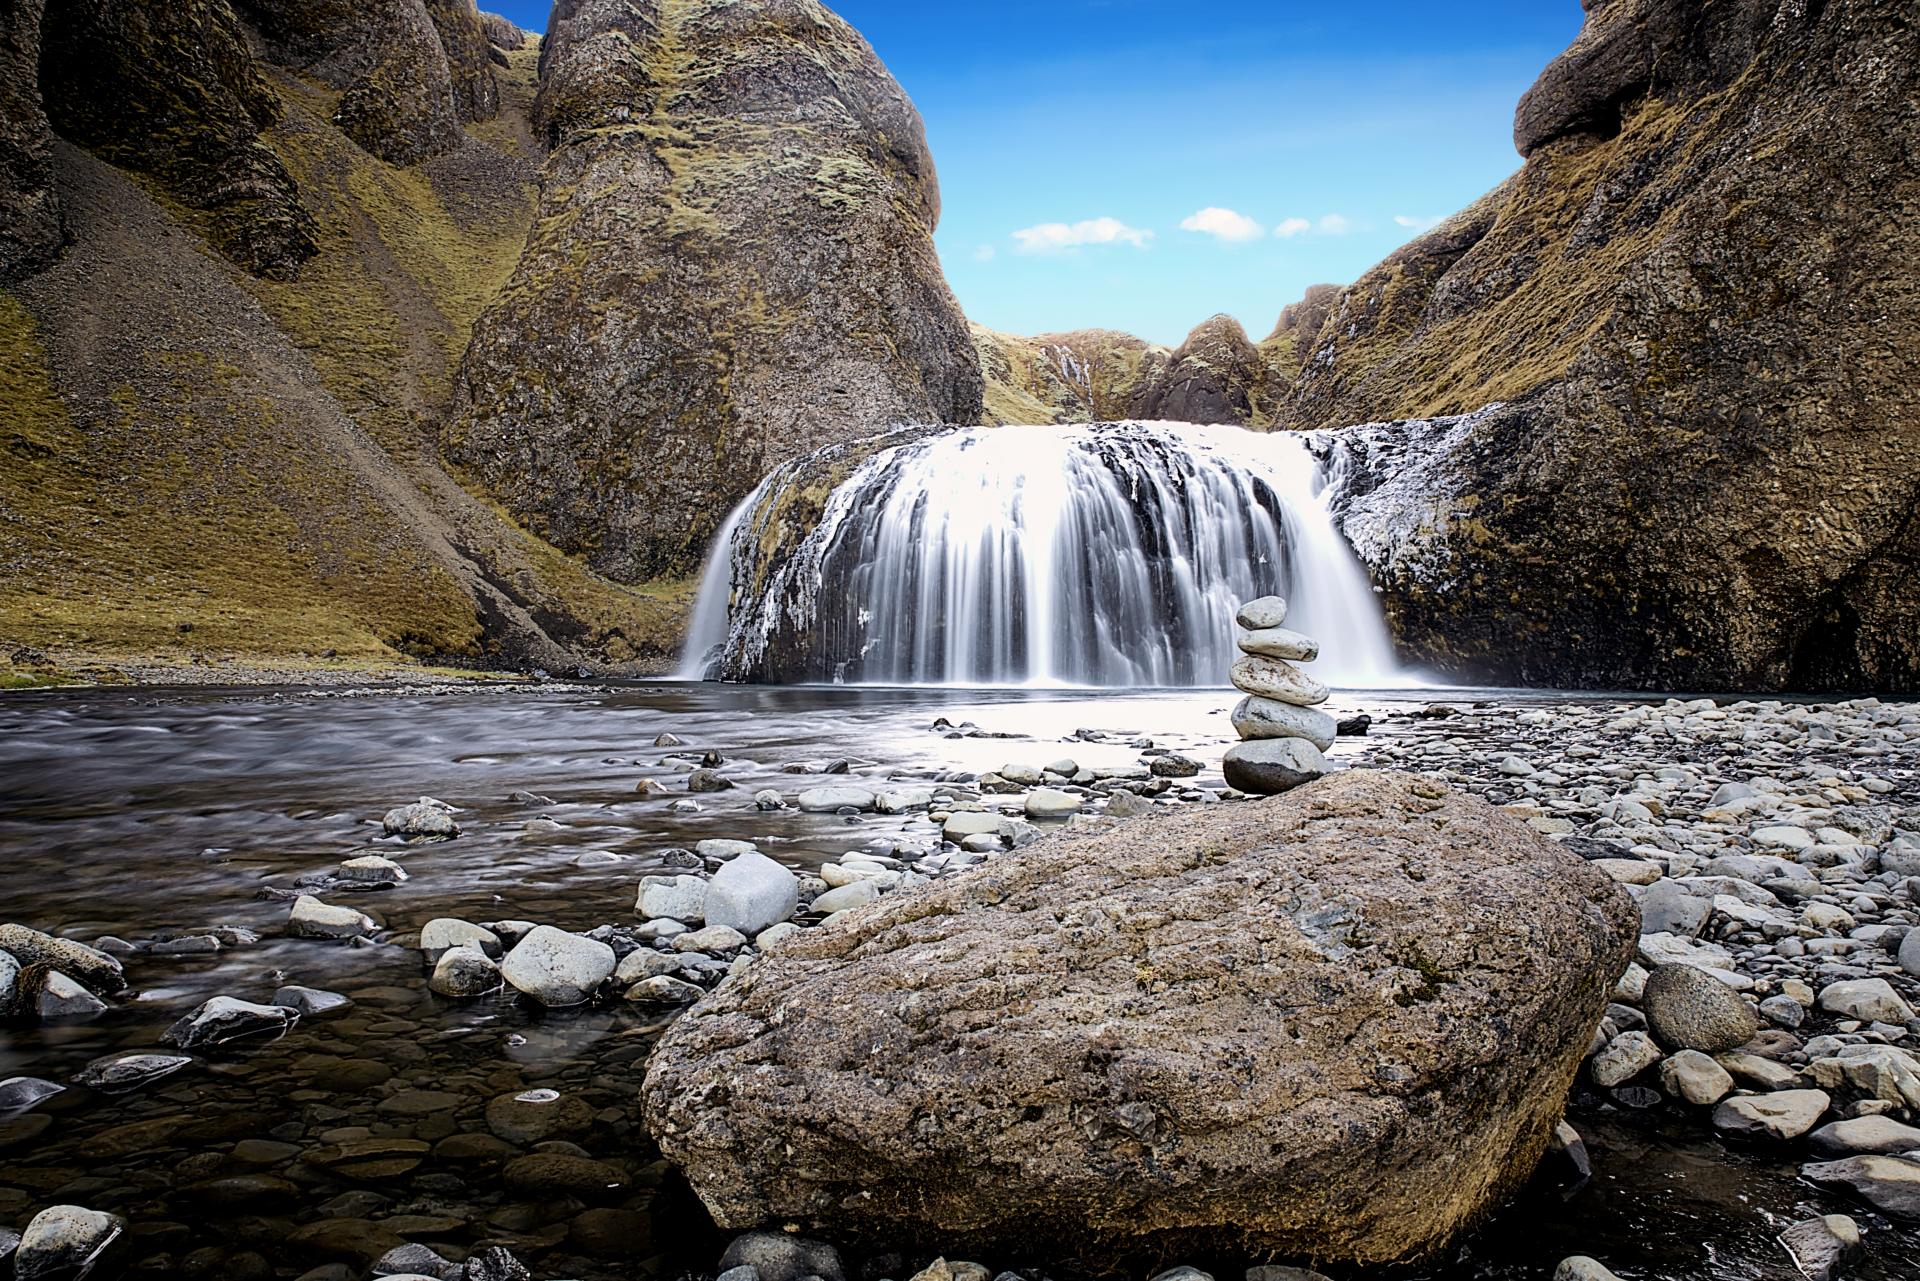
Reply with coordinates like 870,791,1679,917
448,0,983,583
973,325,1169,425
2,1,693,683
1285,0,1920,692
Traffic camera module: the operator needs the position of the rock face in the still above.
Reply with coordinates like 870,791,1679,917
1134,315,1274,426
972,325,1170,426
1299,0,1920,692
643,770,1637,1263
450,0,983,581
0,0,63,281
239,0,467,166
424,0,502,121
39,0,318,277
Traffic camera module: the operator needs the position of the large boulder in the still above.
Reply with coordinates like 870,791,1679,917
449,0,984,581
643,770,1637,1263
1294,0,1920,692
1133,314,1275,425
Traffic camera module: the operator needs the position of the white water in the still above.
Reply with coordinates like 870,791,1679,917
680,422,1407,688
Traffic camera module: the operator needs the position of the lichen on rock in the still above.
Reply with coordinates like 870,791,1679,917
643,769,1637,1264
449,0,983,583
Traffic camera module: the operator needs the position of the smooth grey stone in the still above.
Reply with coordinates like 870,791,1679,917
718,1232,845,1281
73,1054,194,1094
163,996,298,1049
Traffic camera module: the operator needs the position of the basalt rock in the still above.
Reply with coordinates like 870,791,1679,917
643,770,1637,1264
449,0,983,581
1290,0,1920,692
237,0,467,165
0,0,64,281
38,0,317,277
424,0,501,122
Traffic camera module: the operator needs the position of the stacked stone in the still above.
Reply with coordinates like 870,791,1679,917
1222,595,1336,795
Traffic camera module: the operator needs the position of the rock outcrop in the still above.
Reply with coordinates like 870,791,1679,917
973,325,1169,425
1292,0,1920,692
0,0,63,281
425,0,503,121
1134,313,1273,425
237,0,468,165
450,0,983,582
644,770,1637,1264
479,12,529,51
39,0,317,278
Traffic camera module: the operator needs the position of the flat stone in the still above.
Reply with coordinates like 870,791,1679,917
1778,1214,1861,1281
638,875,708,923
1712,1089,1830,1141
795,786,877,813
1229,655,1329,707
1223,738,1330,795
1236,627,1318,662
1229,696,1336,750
164,996,298,1049
340,855,407,883
1817,978,1916,1024
1808,1115,1920,1157
1657,1050,1733,1105
811,881,882,915
36,971,108,1020
73,1053,194,1094
288,895,375,940
1801,1155,1920,1221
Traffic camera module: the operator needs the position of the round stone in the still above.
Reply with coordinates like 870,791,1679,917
1642,964,1758,1054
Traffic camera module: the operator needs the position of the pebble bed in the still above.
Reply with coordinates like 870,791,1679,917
0,687,1916,1281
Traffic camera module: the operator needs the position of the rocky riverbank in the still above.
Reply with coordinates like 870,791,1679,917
0,686,1916,1279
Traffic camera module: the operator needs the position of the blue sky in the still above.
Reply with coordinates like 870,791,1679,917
487,2,1584,345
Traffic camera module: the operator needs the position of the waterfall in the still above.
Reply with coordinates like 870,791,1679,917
679,422,1404,687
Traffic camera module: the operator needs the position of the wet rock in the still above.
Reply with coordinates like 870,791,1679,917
1222,737,1330,794
0,1076,64,1113
1801,1155,1920,1221
164,996,298,1049
372,1244,460,1280
705,851,799,938
1335,714,1372,737
339,855,407,884
381,800,459,839
429,946,503,998
1713,1089,1830,1141
810,881,882,916
463,1247,530,1281
717,1231,846,1281
942,812,1005,842
288,895,375,940
1552,1262,1622,1281
1806,1045,1920,1110
498,926,615,1008
1778,1214,1861,1281
486,1088,591,1144
1230,697,1337,751
875,787,935,814
626,975,704,1006
688,769,736,793
35,971,107,1020
73,1053,194,1094
638,875,708,924
1590,1031,1660,1088
418,918,499,954
0,924,124,994
1236,627,1319,662
272,985,353,1017
502,1152,629,1201
1149,755,1202,779
675,924,747,954
644,770,1635,1262
754,789,786,810
1642,964,1758,1054
0,947,16,1014
1105,792,1155,818
13,1205,124,1281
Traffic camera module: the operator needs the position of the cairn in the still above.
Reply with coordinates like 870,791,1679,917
1222,595,1335,794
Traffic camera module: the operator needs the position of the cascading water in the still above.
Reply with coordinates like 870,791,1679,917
679,421,1405,687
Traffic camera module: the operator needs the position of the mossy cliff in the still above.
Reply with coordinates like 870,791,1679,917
1,1,693,681
448,0,984,583
1288,0,1920,693
972,325,1171,425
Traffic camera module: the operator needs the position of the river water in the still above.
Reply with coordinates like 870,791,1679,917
0,682,1911,1280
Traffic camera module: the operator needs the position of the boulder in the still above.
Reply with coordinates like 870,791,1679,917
449,0,983,582
429,945,503,998
1641,964,1758,1054
288,895,375,940
13,1205,123,1281
1024,789,1082,819
643,770,1636,1262
704,851,799,938
1222,738,1330,795
498,926,615,1008
164,996,298,1049
1229,697,1336,750
0,924,124,994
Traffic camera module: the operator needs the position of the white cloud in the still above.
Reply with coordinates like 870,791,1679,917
1273,217,1312,239
1394,214,1443,231
1180,207,1265,243
972,245,996,262
1011,217,1154,254
1317,213,1354,235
